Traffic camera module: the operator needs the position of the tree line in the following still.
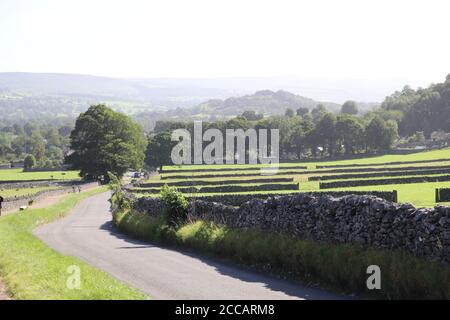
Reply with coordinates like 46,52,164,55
28,104,399,180
145,104,398,169
0,121,73,168
380,74,450,137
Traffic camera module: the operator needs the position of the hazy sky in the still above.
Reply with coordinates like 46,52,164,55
1,0,449,85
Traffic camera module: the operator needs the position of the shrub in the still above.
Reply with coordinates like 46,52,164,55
108,171,135,211
23,154,36,170
107,171,121,192
160,185,189,226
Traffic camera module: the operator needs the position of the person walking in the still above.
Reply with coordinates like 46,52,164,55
0,195,4,216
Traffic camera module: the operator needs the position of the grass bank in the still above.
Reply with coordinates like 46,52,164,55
0,188,146,300
114,209,450,299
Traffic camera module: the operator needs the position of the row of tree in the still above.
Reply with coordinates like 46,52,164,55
67,105,387,179
145,108,398,169
0,122,73,168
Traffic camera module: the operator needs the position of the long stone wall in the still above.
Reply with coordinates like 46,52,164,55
132,193,450,262
0,179,80,190
138,177,294,188
189,191,398,205
1,182,99,212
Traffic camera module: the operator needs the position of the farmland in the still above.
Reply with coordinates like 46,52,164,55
129,148,450,208
0,169,82,211
0,169,80,181
0,186,60,199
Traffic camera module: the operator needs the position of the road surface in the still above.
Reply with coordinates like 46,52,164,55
35,192,346,300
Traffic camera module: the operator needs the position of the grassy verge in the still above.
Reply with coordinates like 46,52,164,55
114,209,450,299
0,187,146,300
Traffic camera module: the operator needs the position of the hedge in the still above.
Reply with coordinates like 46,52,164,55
436,188,450,202
186,190,398,205
139,177,294,188
316,158,450,169
160,165,307,174
309,167,450,181
320,175,450,189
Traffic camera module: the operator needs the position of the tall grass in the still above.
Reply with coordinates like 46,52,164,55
114,209,450,299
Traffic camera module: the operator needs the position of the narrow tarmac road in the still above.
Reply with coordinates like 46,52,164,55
35,192,345,300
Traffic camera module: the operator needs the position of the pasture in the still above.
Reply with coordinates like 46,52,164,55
0,186,60,199
0,169,80,181
130,148,450,208
0,169,81,207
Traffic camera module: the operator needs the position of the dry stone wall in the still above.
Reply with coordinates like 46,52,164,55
1,182,99,212
186,191,398,205
132,193,450,262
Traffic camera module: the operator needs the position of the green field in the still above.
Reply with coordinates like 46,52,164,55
131,148,450,207
0,186,60,199
0,169,80,181
163,148,450,170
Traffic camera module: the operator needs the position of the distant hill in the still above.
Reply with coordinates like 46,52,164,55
0,72,232,104
0,72,234,123
190,90,341,116
0,72,379,125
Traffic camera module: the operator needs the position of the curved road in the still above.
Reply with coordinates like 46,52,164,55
35,192,345,300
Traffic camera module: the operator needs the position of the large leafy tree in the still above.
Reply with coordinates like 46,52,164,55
66,104,146,180
341,100,358,115
365,116,397,151
241,110,263,121
145,131,175,171
289,125,305,159
296,107,309,117
335,116,364,154
315,113,337,156
23,154,36,169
